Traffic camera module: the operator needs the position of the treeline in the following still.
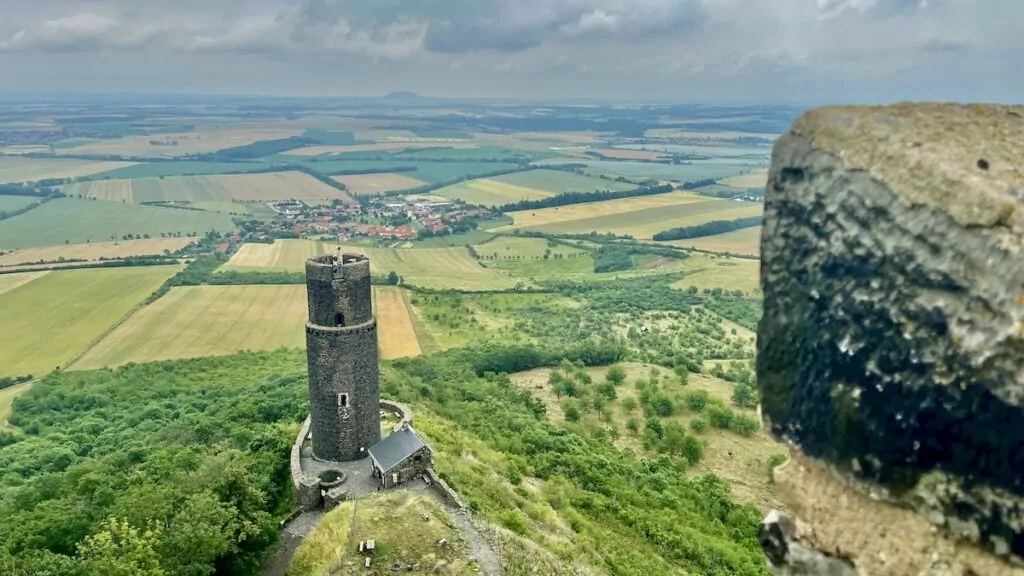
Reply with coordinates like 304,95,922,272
653,216,763,241
0,256,182,276
0,374,33,391
593,244,686,273
679,178,719,190
148,254,305,301
199,136,319,160
497,183,674,212
0,183,61,197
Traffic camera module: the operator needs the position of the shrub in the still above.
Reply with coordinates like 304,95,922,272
684,390,710,412
707,405,734,429
681,435,705,465
729,413,761,437
689,417,709,434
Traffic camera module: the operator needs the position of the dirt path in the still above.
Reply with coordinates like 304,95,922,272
444,507,504,576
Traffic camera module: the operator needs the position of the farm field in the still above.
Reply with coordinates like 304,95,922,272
0,266,180,378
0,195,41,212
300,160,520,184
673,254,762,294
0,271,49,295
333,173,427,195
505,194,761,239
373,287,422,359
91,161,275,179
189,201,251,215
64,178,134,202
490,169,635,194
0,157,137,183
72,284,307,369
221,239,331,272
666,226,763,257
472,236,588,260
509,363,784,510
0,237,193,268
0,198,235,249
592,149,668,161
718,170,769,188
536,159,758,183
435,179,552,207
286,142,477,156
343,245,515,291
55,128,302,157
128,172,350,203
617,143,771,158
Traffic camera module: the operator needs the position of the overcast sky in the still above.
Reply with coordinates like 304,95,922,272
0,0,1019,103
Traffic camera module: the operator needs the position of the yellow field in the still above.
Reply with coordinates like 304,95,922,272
208,172,348,202
503,191,708,229
0,157,136,183
0,271,49,295
436,179,552,207
73,285,309,369
221,239,332,272
0,238,193,268
59,128,302,157
333,173,427,195
64,179,134,202
666,227,763,257
718,170,769,188
343,245,515,291
672,254,762,294
287,142,477,156
373,287,421,359
0,266,180,377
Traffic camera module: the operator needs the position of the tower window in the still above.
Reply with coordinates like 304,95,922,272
335,312,345,326
338,393,349,408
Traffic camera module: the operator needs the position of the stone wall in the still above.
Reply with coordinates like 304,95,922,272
381,445,431,489
758,103,1024,575
427,468,467,510
380,400,414,431
305,253,381,463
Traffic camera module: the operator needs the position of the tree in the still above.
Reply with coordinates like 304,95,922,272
625,416,640,436
731,383,759,409
386,271,400,285
681,435,705,465
621,397,638,414
563,399,581,422
674,364,689,386
78,518,166,576
690,417,709,434
662,423,687,456
605,365,627,387
685,390,710,412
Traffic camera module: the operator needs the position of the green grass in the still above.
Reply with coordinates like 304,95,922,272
409,230,495,248
91,161,273,179
0,266,180,378
0,198,235,249
0,195,41,212
491,169,635,194
473,236,587,259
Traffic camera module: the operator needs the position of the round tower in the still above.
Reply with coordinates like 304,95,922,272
305,253,381,462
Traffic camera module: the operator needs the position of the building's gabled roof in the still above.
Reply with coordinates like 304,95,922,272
368,426,429,472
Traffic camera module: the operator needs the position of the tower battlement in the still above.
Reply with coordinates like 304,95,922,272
305,252,380,462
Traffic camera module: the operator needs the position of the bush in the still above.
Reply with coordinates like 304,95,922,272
689,417,709,434
707,405,735,429
684,390,710,412
730,413,761,437
681,435,705,465
563,399,582,422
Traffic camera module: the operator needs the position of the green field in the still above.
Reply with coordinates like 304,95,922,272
473,236,588,259
0,195,41,212
190,201,251,215
91,161,273,179
300,160,521,184
0,266,180,377
0,198,236,249
435,179,553,207
490,169,636,194
347,245,516,291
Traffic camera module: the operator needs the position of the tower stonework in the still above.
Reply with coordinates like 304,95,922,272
305,253,381,462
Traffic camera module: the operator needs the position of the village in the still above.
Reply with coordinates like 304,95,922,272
243,193,498,245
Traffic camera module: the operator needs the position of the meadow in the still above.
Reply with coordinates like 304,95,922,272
125,172,350,203
0,198,235,249
0,157,137,183
667,226,763,257
0,237,194,268
490,169,636,194
0,266,180,378
718,170,769,189
373,286,422,359
343,245,516,291
220,239,331,272
72,284,308,369
333,173,427,195
435,179,552,207
472,236,588,260
63,178,134,202
673,254,763,294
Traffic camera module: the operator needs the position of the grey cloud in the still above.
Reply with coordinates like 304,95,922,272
920,39,970,53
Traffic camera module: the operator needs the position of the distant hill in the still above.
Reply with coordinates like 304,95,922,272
381,91,429,101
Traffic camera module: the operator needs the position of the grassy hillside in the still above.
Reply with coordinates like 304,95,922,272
0,198,235,249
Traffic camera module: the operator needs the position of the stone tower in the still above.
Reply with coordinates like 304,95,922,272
305,252,381,462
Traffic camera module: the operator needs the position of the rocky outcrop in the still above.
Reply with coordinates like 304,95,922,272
758,104,1024,575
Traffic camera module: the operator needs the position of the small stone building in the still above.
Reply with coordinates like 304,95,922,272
368,425,432,489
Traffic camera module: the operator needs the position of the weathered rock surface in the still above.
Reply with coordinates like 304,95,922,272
758,103,1024,573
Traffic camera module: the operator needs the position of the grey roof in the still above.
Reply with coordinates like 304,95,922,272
368,426,429,472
